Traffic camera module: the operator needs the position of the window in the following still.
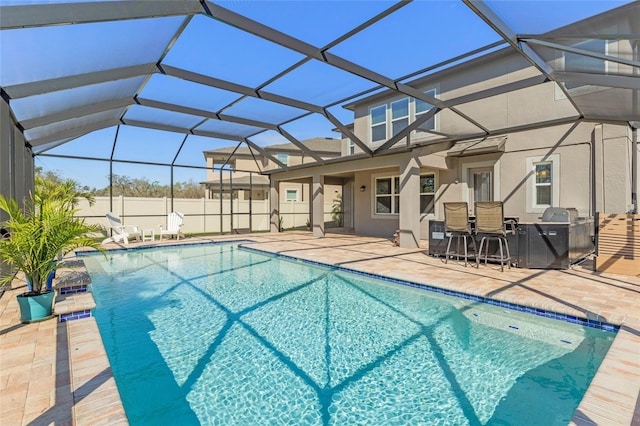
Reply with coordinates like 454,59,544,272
285,189,298,202
375,176,400,214
218,161,235,171
415,89,436,132
420,173,435,214
526,154,560,212
370,90,436,144
276,153,289,166
391,98,409,136
348,139,355,155
370,105,386,143
534,162,552,206
375,174,435,215
564,39,606,90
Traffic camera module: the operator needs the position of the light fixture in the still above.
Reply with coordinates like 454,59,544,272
360,185,366,192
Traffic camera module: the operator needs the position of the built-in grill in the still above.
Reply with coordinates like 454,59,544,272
515,207,594,269
541,207,579,222
428,207,594,269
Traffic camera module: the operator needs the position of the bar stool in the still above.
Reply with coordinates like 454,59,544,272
475,201,514,271
443,202,477,267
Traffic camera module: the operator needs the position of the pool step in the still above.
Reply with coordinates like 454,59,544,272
53,261,95,323
54,292,96,322
54,266,91,294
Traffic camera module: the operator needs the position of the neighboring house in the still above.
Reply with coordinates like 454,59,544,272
265,13,638,246
202,137,343,203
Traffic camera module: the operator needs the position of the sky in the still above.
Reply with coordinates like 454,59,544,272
1,0,630,189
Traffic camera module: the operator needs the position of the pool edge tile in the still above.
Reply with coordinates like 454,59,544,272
239,244,619,332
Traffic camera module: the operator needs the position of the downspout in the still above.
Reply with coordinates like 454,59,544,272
632,123,638,214
590,125,598,218
591,129,597,251
632,41,639,214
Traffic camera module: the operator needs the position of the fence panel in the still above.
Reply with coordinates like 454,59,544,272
595,213,640,276
77,197,331,235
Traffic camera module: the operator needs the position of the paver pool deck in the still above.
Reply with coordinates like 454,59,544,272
1,232,639,425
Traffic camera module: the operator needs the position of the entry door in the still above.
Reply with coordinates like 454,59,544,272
470,168,493,208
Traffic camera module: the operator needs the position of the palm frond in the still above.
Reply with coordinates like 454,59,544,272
0,193,104,293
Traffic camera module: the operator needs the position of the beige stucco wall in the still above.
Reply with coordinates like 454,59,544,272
205,156,260,182
595,124,634,214
274,120,632,242
273,45,635,244
346,50,580,153
498,124,590,222
353,167,398,237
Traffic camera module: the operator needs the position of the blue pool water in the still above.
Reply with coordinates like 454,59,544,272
82,243,616,425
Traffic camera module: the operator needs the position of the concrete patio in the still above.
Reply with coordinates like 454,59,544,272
1,232,638,425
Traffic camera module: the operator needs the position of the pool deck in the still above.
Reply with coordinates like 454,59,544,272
1,231,638,425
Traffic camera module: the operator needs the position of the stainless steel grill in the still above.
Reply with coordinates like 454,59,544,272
516,207,594,269
541,207,579,223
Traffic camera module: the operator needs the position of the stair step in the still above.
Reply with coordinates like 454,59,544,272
52,260,95,322
54,267,91,294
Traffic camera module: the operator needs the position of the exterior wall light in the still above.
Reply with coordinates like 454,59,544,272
360,185,366,192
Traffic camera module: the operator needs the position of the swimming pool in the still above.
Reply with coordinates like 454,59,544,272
82,242,615,425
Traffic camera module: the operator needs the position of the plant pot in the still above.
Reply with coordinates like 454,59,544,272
16,291,55,323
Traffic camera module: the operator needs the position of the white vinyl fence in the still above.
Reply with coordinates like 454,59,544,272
77,196,340,236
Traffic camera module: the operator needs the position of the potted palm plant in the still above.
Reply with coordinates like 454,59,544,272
0,178,103,323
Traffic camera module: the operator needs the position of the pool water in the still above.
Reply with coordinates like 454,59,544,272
82,243,615,425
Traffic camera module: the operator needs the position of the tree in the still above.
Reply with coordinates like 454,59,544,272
37,169,205,199
35,168,95,207
173,179,205,198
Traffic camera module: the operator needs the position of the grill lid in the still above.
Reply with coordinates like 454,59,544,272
541,207,579,222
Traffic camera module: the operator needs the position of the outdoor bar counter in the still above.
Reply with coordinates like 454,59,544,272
428,210,594,269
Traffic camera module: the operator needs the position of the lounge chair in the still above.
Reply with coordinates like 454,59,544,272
159,212,185,241
102,212,141,245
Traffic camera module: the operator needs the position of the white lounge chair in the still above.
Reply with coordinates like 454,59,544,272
102,212,141,245
159,212,185,240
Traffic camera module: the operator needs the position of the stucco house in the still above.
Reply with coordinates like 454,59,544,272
202,137,343,203
265,11,638,248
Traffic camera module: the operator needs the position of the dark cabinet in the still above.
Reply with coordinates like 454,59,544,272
428,220,594,269
515,222,594,269
516,224,569,269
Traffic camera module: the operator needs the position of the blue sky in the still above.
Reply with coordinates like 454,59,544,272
3,0,630,189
